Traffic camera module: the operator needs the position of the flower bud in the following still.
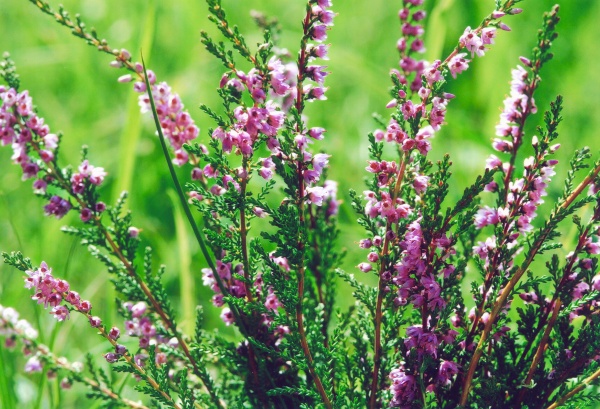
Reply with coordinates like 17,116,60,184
89,316,102,328
519,56,532,67
104,353,119,363
108,327,120,341
118,74,133,83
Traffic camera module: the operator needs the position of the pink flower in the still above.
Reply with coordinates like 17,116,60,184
448,53,470,78
481,27,497,45
413,175,429,194
51,305,69,321
89,316,102,328
220,308,234,326
306,186,328,206
474,206,499,229
264,289,282,311
460,27,484,57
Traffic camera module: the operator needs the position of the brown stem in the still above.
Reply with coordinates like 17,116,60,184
541,343,596,404
79,375,151,409
546,366,600,409
239,159,254,304
9,321,153,409
368,275,388,409
288,6,333,408
309,208,330,348
368,153,408,409
517,297,561,403
238,173,262,393
297,266,333,409
294,156,332,408
562,163,600,210
459,177,600,407
459,226,551,406
440,1,516,67
461,252,537,405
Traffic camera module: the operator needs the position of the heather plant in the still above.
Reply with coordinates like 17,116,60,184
1,0,600,408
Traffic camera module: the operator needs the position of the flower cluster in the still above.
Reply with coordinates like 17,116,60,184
358,3,525,407
395,0,427,92
22,262,142,367
201,259,289,345
211,102,284,157
0,86,55,184
113,50,203,167
202,260,249,310
473,62,557,269
304,0,333,99
0,304,38,348
0,85,110,221
24,261,93,322
494,65,536,149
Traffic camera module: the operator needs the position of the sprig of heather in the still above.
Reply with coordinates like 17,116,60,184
458,6,561,402
353,1,522,407
459,6,600,407
1,254,182,408
514,198,600,406
26,0,203,168
0,57,223,409
0,303,150,409
195,1,339,406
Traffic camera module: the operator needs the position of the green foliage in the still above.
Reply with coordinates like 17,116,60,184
2,0,600,409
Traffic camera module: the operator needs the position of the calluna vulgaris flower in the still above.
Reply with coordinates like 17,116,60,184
2,1,600,409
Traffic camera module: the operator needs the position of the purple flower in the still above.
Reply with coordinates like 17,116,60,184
25,356,43,373
80,208,92,222
311,24,328,41
389,368,417,407
104,353,119,364
305,65,328,84
474,206,499,229
519,292,539,304
306,186,328,206
437,360,459,386
43,196,71,219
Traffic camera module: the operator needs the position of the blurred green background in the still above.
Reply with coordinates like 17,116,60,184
1,0,599,407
